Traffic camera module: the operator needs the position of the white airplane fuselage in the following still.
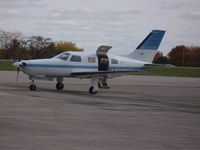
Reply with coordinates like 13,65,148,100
16,52,146,77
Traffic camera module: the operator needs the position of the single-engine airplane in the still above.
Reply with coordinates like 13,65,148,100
13,30,165,94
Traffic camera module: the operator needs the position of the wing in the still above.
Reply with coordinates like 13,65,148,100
70,70,142,78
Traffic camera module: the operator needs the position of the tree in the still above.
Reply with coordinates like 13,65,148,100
0,30,29,59
0,30,23,49
153,51,168,64
0,38,30,59
0,30,84,59
190,47,200,67
0,49,6,59
26,36,55,59
167,45,187,66
4,38,21,59
167,46,200,67
55,41,83,54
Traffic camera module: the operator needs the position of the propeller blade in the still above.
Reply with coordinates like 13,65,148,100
16,68,20,82
16,51,22,82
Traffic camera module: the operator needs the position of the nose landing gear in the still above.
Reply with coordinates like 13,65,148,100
29,80,36,91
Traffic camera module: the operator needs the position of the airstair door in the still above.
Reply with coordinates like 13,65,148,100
98,54,109,71
96,45,112,71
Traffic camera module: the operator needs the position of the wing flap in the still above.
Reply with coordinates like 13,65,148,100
70,71,133,78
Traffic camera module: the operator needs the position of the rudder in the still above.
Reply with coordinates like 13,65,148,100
129,30,165,63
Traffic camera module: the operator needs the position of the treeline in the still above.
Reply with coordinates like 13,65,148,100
1,30,200,67
0,30,83,60
153,46,200,67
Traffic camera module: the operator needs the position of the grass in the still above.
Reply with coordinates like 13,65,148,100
131,67,200,78
1,60,200,78
0,60,17,71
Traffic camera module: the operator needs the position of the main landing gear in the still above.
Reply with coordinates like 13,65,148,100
56,82,64,90
89,77,110,94
29,80,36,91
56,77,64,90
89,86,97,94
98,78,110,89
89,77,98,94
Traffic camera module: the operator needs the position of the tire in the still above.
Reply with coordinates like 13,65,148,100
89,86,97,94
29,84,36,91
56,82,64,90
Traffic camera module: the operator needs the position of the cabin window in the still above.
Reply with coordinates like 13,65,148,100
111,58,118,64
88,57,95,63
70,55,81,62
57,53,70,60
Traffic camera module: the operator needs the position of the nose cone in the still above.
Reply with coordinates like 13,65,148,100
12,62,21,68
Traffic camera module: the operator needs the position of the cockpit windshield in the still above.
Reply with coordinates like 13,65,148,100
56,53,70,60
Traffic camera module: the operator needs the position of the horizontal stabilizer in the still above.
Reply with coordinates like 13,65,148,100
144,64,175,67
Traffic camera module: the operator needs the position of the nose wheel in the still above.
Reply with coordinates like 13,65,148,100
29,80,36,91
29,84,36,91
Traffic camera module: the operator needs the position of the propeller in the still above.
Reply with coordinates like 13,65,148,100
16,51,22,82
16,68,20,81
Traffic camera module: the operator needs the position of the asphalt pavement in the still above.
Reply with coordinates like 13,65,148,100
0,71,200,150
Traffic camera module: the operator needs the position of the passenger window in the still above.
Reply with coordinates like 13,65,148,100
111,58,118,64
70,55,81,62
88,57,95,63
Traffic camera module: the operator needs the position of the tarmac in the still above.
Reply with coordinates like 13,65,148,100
0,71,200,150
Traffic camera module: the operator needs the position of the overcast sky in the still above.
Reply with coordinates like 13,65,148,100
0,0,199,55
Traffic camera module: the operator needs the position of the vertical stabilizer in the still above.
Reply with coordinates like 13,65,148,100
128,30,165,63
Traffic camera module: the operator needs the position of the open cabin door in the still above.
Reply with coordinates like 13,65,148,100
96,46,112,71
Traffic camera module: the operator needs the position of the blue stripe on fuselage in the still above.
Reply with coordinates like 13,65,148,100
26,64,143,72
109,66,143,72
26,64,98,69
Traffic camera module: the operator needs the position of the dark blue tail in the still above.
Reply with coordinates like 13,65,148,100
128,30,166,62
136,30,165,50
